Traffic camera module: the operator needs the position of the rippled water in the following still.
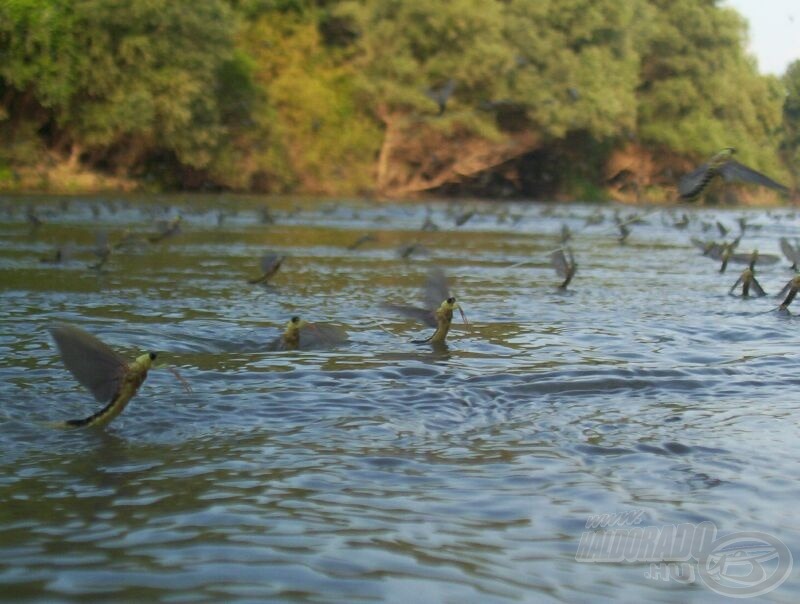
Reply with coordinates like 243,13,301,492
1,195,798,602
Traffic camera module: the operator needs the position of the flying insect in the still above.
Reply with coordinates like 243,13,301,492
248,253,285,285
425,79,456,115
729,251,767,297
397,242,430,259
550,247,577,289
269,316,348,351
148,215,182,243
614,212,631,244
693,237,742,273
777,275,800,310
49,324,157,428
40,244,73,264
88,231,112,270
347,233,377,250
679,148,788,202
386,268,468,346
780,238,800,270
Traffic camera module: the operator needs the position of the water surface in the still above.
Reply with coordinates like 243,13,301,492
1,195,798,602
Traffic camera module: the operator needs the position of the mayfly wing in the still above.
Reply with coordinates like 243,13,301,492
49,324,128,402
690,237,708,252
751,277,767,297
423,268,451,312
260,253,282,274
550,249,568,278
754,253,779,266
301,323,348,348
94,230,109,250
728,252,753,265
780,238,798,265
720,161,789,194
678,163,711,198
385,304,437,328
776,279,792,299
704,243,724,260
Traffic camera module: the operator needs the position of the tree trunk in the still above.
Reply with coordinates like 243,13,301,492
375,114,540,198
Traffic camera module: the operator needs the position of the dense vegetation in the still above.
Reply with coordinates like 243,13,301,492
0,0,797,201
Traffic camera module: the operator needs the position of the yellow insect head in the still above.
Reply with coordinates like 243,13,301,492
132,351,157,372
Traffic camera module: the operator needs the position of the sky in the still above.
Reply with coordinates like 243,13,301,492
725,0,800,75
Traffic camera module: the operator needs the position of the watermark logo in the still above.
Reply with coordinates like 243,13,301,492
576,510,792,598
698,531,793,598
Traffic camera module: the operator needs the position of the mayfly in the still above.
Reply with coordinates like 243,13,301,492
113,228,146,251
425,78,456,115
420,207,439,232
26,206,44,232
386,267,468,346
40,244,73,264
614,211,631,244
88,231,112,270
248,253,285,285
679,147,788,202
148,215,182,243
269,316,349,351
694,237,741,273
49,325,177,428
550,247,577,289
397,242,430,259
347,233,377,251
454,208,476,227
779,238,800,271
729,251,767,298
777,275,800,310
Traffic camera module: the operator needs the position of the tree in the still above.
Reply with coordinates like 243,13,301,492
236,7,381,193
636,0,785,180
782,60,800,192
0,0,791,198
0,0,243,185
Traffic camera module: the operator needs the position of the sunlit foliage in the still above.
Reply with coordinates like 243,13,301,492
781,61,800,190
0,0,791,196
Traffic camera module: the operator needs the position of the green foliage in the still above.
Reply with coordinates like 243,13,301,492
636,0,784,177
0,0,78,108
68,0,237,170
782,60,800,189
344,0,513,136
236,9,381,193
503,0,642,140
0,0,241,182
0,0,791,197
0,162,14,185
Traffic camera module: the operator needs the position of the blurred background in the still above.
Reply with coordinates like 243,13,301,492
0,0,798,203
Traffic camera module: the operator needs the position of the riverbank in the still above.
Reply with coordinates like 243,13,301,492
0,156,790,206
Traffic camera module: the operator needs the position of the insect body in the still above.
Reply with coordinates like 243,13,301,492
270,316,348,350
679,148,788,202
777,275,800,310
419,297,461,345
728,251,767,298
49,325,156,428
386,268,467,346
279,316,305,350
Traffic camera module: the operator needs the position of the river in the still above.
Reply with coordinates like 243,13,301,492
0,195,797,602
